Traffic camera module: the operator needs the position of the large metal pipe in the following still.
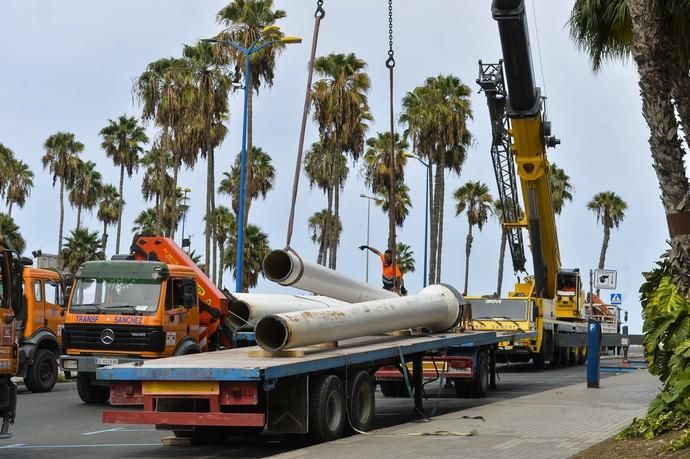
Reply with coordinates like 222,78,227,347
492,0,539,115
228,293,349,329
255,284,462,352
262,249,397,303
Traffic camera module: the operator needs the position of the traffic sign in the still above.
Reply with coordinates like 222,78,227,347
610,293,622,305
594,269,617,290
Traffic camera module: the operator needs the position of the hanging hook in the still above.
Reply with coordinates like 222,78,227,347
315,0,325,19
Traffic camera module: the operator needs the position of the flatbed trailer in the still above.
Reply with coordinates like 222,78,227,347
100,329,533,442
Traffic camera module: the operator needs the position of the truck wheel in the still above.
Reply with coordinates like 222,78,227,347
24,349,58,393
346,371,375,433
468,352,489,398
568,347,577,366
309,374,345,443
532,354,545,369
76,372,109,404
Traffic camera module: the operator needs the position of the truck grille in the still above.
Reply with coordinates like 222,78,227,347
63,324,165,353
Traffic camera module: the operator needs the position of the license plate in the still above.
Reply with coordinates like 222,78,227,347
95,358,119,366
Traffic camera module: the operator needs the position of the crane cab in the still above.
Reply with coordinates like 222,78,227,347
555,269,583,320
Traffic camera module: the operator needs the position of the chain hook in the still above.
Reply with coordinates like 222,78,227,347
315,0,325,19
385,0,395,68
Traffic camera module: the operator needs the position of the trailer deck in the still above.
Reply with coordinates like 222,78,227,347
98,330,534,382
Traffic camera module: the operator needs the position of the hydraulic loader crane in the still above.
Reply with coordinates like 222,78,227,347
469,0,589,367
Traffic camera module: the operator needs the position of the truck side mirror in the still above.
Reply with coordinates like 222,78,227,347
532,304,539,322
182,279,197,309
624,311,628,322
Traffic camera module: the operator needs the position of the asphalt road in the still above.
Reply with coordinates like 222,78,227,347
0,362,620,459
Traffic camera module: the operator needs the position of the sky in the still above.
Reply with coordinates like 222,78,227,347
0,1,678,334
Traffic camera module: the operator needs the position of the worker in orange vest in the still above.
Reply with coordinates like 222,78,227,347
359,245,406,295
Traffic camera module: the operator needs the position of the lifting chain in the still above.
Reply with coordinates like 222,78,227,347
285,0,325,248
386,0,398,292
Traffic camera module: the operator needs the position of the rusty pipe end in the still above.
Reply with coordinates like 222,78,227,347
228,300,252,329
255,315,290,352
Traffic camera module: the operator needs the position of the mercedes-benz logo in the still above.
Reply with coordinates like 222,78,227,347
100,328,115,345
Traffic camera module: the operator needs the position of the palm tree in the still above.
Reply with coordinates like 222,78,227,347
0,213,25,253
5,157,34,217
225,223,270,292
375,182,412,227
396,242,415,275
42,132,84,255
68,160,103,230
401,75,473,285
569,0,690,294
97,184,120,254
312,52,372,269
0,144,14,196
454,181,493,296
308,209,341,266
132,208,158,235
60,228,105,275
493,197,524,297
140,145,174,209
217,147,275,219
213,206,235,289
99,115,149,254
216,0,287,249
303,140,348,267
549,163,574,215
183,41,231,273
587,191,627,273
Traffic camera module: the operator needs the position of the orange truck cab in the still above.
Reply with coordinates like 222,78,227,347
17,267,66,393
59,235,231,404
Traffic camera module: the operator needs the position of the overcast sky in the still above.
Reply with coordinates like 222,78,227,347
0,1,674,333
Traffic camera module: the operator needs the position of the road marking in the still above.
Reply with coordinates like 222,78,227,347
0,443,25,449
0,443,160,449
82,427,154,435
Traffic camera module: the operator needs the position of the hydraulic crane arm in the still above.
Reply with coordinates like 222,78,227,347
492,0,561,298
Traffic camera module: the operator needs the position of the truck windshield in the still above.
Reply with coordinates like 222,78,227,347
468,298,529,321
70,277,162,315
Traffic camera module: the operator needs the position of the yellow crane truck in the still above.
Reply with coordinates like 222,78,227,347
471,0,588,367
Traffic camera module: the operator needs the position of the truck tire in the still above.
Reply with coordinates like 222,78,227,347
468,351,489,398
309,374,346,443
76,372,109,404
24,349,58,393
346,371,375,433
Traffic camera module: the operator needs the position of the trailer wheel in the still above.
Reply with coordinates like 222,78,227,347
577,346,587,365
568,347,577,366
467,352,489,398
24,349,58,393
76,372,109,404
309,374,346,443
346,371,375,433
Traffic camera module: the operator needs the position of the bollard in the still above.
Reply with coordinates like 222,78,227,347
622,325,629,363
587,319,601,388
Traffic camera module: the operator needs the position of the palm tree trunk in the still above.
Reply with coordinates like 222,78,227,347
171,162,179,239
464,222,474,296
7,201,12,218
218,239,225,290
436,171,446,283
628,0,690,295
598,225,610,270
426,158,435,285
77,205,82,230
317,229,325,266
497,229,507,297
431,154,444,284
331,180,340,270
671,55,690,148
212,224,218,285
428,165,439,285
157,140,166,236
323,186,334,267
205,147,211,273
58,179,65,257
102,220,108,253
115,163,124,254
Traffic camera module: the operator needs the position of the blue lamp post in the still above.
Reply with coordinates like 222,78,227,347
203,28,301,292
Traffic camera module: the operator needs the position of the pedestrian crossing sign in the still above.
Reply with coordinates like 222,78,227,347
610,293,622,305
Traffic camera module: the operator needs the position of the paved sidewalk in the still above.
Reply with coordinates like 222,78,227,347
275,370,660,459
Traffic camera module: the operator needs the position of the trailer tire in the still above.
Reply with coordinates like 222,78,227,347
532,354,545,369
76,372,109,404
24,349,58,393
346,371,375,433
468,351,489,398
309,374,346,443
568,347,577,366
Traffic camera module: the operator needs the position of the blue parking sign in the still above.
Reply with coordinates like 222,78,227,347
610,293,622,305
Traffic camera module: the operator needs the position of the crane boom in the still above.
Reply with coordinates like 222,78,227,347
492,0,561,298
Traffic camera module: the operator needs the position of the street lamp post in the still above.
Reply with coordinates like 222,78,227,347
179,187,191,248
405,154,430,287
360,194,377,282
204,29,301,293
